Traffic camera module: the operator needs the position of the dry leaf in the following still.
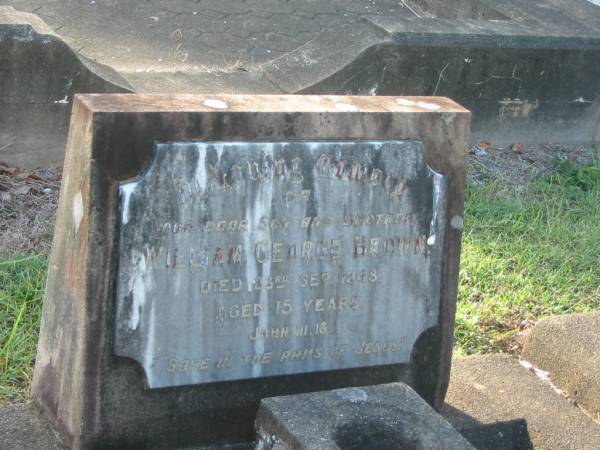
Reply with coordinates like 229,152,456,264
477,140,492,150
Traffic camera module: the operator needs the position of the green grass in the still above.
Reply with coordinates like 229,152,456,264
0,255,46,404
456,180,600,355
0,161,599,403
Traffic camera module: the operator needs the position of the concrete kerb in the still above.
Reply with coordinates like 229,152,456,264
0,6,131,168
443,353,600,450
5,1,600,168
521,312,600,424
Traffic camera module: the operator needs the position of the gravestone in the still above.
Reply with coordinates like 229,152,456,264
31,94,469,449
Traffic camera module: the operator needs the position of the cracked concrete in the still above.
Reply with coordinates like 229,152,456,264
1,0,415,76
3,0,600,168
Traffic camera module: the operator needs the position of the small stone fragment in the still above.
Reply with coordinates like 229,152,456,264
512,143,524,154
13,185,31,195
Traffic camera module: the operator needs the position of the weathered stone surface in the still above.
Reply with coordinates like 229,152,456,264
5,0,600,168
255,382,476,450
521,312,600,423
114,140,446,388
31,94,469,449
0,6,130,167
0,402,253,450
302,20,600,147
443,354,600,450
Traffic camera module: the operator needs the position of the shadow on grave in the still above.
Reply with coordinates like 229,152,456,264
441,405,535,450
0,401,535,450
333,419,430,450
332,407,534,450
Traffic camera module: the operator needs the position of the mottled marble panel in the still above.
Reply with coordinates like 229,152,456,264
114,140,446,388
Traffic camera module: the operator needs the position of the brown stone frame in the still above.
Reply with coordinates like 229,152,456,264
31,94,470,449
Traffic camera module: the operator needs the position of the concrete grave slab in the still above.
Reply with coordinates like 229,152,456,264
3,0,600,168
255,382,476,450
5,354,600,449
443,354,600,450
30,94,469,449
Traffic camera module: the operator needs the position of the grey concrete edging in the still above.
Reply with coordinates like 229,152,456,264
521,312,600,423
443,353,600,450
0,6,131,168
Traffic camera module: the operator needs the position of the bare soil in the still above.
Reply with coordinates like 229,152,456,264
468,143,595,187
0,166,61,257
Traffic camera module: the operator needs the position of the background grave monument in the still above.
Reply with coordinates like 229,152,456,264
31,94,469,449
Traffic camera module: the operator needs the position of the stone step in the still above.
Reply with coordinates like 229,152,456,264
443,353,600,450
521,312,600,423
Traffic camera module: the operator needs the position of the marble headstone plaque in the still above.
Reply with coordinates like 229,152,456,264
114,140,447,388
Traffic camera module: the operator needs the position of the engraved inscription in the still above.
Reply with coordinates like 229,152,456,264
114,141,447,388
